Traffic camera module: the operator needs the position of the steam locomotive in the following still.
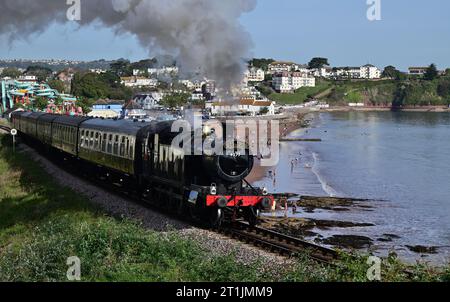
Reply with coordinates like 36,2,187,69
10,111,273,226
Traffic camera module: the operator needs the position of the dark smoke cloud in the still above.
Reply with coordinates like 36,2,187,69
0,0,257,92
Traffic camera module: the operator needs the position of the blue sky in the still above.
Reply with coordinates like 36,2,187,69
0,0,449,71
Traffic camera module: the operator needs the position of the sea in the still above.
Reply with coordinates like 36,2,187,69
253,111,450,264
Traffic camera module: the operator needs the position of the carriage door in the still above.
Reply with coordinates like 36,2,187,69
142,133,154,177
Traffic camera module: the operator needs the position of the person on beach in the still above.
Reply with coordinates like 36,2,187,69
292,203,297,215
283,198,288,217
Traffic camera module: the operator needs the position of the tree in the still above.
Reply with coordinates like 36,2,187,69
76,98,95,115
443,69,450,78
161,92,191,108
248,58,275,71
259,107,269,115
308,57,329,69
437,79,450,104
424,64,439,81
48,79,66,93
25,65,53,82
256,84,272,97
34,96,49,111
110,59,132,76
1,67,22,78
71,71,132,100
130,58,157,70
54,96,64,106
382,66,406,81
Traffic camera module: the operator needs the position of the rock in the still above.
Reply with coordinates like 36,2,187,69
319,235,374,249
295,196,373,212
406,245,438,254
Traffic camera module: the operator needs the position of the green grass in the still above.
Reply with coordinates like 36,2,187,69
268,81,332,105
0,134,269,282
0,134,448,282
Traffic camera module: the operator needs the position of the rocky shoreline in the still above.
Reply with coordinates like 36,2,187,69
260,194,442,257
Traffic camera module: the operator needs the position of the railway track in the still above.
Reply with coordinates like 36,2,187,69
220,221,339,264
0,125,11,133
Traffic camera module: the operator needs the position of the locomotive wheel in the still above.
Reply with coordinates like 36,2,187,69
246,207,260,227
176,199,185,217
208,208,224,228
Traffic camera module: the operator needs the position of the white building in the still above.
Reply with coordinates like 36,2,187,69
333,67,362,79
133,92,165,110
89,69,107,74
272,72,316,93
310,66,333,78
296,64,310,74
408,67,428,76
268,61,299,74
206,99,276,116
244,67,265,82
360,64,381,79
147,66,179,76
121,76,158,88
17,75,37,83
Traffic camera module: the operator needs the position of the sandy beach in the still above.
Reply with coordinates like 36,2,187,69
246,109,311,184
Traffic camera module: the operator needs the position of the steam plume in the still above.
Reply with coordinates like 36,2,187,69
0,0,256,92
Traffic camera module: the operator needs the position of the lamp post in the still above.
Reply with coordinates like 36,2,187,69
10,129,17,153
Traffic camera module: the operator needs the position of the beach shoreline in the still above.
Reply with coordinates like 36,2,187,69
246,109,312,184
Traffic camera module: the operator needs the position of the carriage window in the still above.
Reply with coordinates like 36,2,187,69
94,132,99,149
101,133,107,152
90,131,94,148
120,136,125,157
107,134,113,154
113,135,119,155
126,138,130,158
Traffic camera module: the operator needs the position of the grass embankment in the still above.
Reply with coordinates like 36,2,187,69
268,80,332,105
0,134,448,282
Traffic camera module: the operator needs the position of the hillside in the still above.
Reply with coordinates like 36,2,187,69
266,77,450,107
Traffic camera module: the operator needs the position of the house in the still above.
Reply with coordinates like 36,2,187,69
206,99,276,116
272,72,316,93
310,66,333,78
408,67,428,75
92,99,125,116
268,61,299,74
244,67,265,82
89,69,107,74
360,64,381,79
348,103,365,107
296,64,310,74
133,92,164,110
120,76,158,88
17,75,37,84
147,66,179,76
122,100,147,119
333,67,361,79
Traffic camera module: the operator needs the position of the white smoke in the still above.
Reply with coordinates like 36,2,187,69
0,0,256,92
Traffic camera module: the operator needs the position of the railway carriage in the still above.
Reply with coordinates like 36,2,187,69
78,119,149,177
36,114,59,146
51,116,90,156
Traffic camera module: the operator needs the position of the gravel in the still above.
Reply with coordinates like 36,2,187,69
17,142,293,273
